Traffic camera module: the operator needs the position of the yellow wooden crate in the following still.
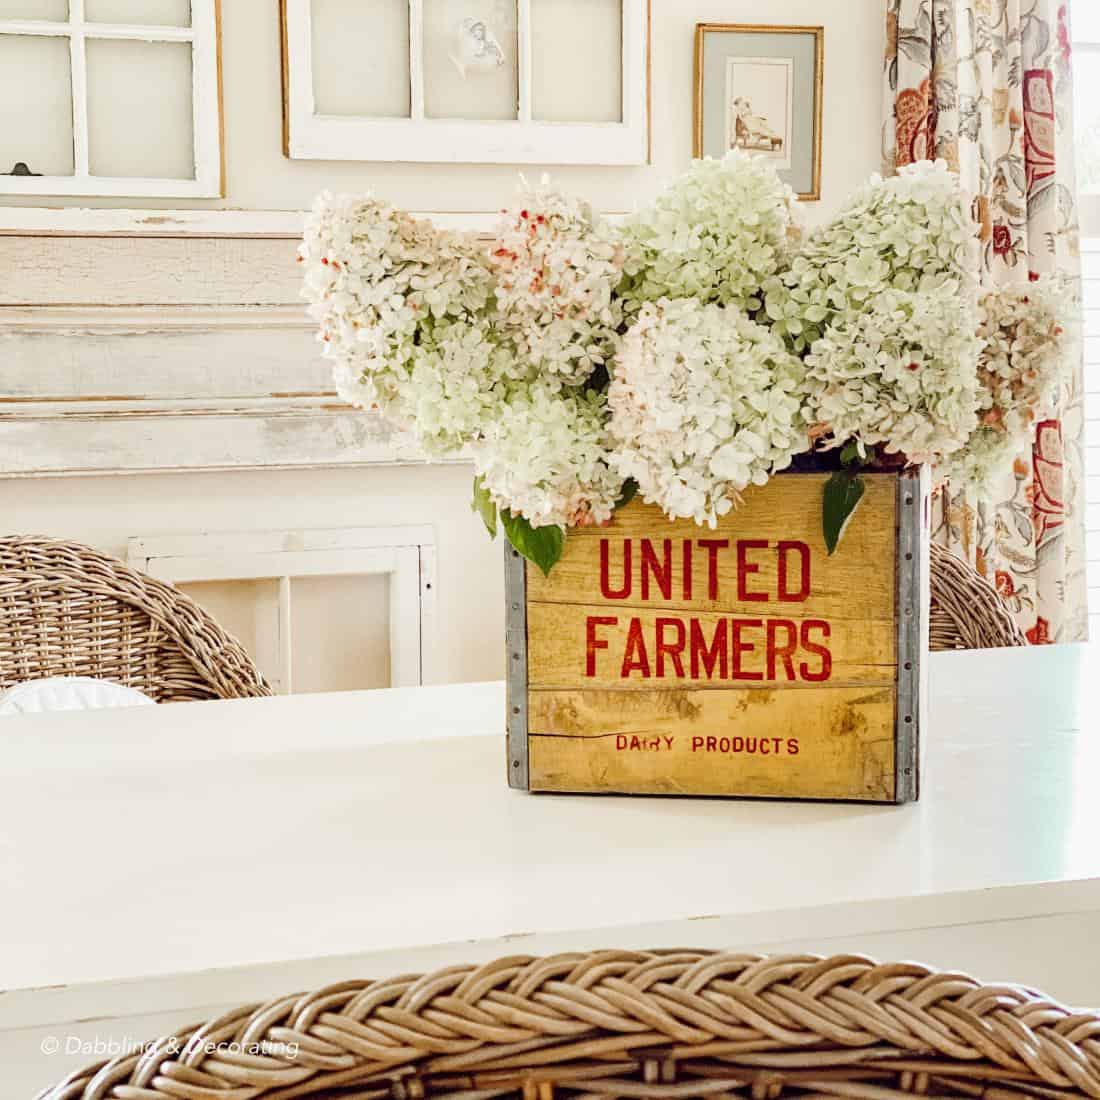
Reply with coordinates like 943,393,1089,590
505,469,928,803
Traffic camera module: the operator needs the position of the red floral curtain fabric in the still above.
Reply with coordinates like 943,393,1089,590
884,0,1088,643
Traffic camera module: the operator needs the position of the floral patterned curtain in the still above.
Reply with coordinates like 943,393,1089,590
884,0,1088,643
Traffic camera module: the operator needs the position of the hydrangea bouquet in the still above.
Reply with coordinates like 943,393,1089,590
302,155,1072,575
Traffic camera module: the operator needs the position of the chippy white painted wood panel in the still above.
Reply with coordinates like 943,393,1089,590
1,304,309,333
0,411,431,476
281,0,650,165
0,208,503,236
0,328,327,401
0,208,537,474
0,236,302,306
0,232,405,475
0,0,223,198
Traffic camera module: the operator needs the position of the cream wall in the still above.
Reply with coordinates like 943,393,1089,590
221,0,884,219
1,0,885,689
3,0,885,218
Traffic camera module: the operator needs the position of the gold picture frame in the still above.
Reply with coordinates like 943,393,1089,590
694,23,823,201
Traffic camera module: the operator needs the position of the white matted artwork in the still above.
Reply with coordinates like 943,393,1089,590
724,57,793,171
695,23,822,200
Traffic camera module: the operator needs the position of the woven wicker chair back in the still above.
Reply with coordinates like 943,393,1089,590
37,950,1100,1100
0,537,271,703
929,542,1028,651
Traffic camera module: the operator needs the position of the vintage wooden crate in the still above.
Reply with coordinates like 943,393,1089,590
505,468,929,803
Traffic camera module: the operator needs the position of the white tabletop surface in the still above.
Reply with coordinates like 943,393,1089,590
2,645,1098,993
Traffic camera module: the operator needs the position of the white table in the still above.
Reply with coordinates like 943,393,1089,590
6,646,1100,1095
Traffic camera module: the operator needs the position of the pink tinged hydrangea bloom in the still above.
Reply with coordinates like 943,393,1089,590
488,181,624,387
803,282,982,464
940,275,1074,488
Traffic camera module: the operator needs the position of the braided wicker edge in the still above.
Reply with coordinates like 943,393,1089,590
0,536,272,701
38,951,1100,1100
929,542,1028,651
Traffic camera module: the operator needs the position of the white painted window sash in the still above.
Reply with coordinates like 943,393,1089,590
128,527,437,693
409,0,425,122
282,0,649,166
0,0,222,198
68,0,89,179
517,0,532,124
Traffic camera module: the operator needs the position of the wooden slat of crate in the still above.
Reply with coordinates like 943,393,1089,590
526,474,896,620
528,685,897,800
527,602,896,688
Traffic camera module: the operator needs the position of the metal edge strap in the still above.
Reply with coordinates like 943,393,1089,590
894,467,927,804
504,543,530,790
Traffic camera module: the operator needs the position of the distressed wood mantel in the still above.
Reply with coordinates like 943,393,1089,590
0,206,624,476
0,209,458,477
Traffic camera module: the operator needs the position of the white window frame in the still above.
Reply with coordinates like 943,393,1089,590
127,527,438,694
1074,17,1100,635
1078,37,1100,238
0,0,223,198
1074,9,1100,236
280,0,650,166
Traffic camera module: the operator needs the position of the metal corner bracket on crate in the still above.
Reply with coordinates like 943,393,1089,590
506,467,928,804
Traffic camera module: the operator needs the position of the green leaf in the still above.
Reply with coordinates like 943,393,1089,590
823,471,866,556
839,440,864,468
616,478,639,510
500,510,565,577
471,475,497,539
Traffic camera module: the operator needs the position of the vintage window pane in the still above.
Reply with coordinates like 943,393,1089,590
0,1,68,18
531,0,621,122
85,0,190,24
178,580,275,684
86,38,194,178
1072,1,1100,41
311,0,410,117
290,575,391,693
0,34,74,177
424,0,518,120
1075,48,1100,190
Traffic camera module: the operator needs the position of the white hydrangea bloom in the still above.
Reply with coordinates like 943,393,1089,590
397,319,529,453
803,283,982,464
619,151,802,316
489,182,624,386
473,383,623,529
765,160,977,351
941,275,1073,488
609,298,809,527
300,191,504,445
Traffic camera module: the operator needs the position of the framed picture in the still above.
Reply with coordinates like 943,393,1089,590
694,23,823,201
280,0,651,166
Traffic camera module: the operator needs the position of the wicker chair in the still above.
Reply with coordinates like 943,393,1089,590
39,950,1100,1100
928,542,1028,651
0,536,271,703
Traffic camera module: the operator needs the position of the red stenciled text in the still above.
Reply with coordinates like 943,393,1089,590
588,537,832,684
